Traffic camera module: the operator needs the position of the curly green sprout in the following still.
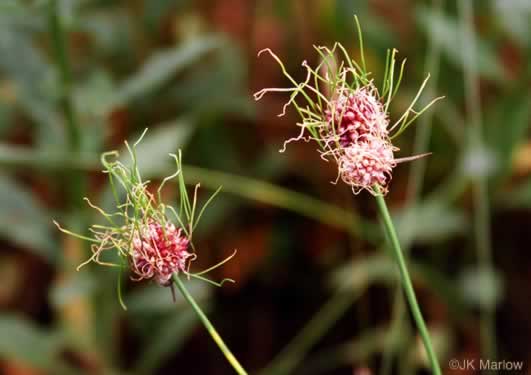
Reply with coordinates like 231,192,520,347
54,129,236,309
254,16,443,195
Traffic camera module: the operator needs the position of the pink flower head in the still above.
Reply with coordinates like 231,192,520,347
324,84,389,146
54,139,236,312
254,45,441,196
130,219,193,285
338,135,396,195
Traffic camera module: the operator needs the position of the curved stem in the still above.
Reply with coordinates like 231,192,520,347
172,274,247,375
374,187,441,375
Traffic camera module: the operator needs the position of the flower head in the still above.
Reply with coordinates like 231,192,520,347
254,18,441,195
131,220,192,285
54,130,235,307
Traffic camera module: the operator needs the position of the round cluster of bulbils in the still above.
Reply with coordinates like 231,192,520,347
130,219,192,285
324,85,396,194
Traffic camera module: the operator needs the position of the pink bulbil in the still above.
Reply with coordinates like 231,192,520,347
324,85,389,146
130,220,192,285
338,135,396,194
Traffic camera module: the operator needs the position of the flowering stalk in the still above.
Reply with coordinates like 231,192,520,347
173,274,247,375
54,129,247,374
374,186,441,375
382,1,444,373
255,16,442,374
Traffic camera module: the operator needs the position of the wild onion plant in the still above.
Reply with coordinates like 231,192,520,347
54,130,247,375
255,17,443,375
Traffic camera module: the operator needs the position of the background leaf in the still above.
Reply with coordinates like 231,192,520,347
485,93,531,183
0,175,57,263
110,36,224,108
416,6,505,81
394,200,467,246
126,279,211,315
133,309,201,374
119,118,195,176
0,315,64,371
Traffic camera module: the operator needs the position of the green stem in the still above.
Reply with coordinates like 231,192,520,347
172,274,247,375
48,0,85,206
381,1,443,373
374,187,441,375
458,0,496,364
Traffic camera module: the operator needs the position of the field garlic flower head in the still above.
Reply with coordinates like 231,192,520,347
54,130,234,307
131,220,192,285
254,17,441,195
